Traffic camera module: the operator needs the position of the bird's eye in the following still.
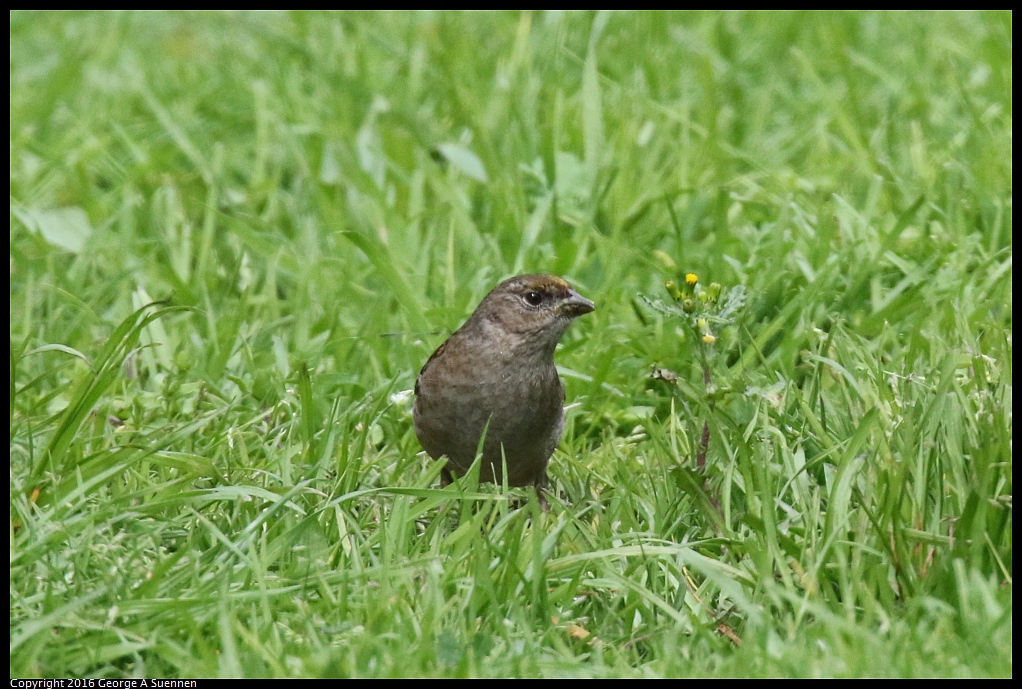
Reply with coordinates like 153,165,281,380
523,291,543,306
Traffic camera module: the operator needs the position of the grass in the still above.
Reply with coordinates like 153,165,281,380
10,10,1011,678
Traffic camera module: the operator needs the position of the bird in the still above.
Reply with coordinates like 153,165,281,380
413,274,595,497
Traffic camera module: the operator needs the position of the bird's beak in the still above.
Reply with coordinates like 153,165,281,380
559,290,596,317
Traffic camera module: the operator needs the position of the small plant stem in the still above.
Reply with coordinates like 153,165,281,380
696,352,712,471
696,420,710,472
697,349,724,525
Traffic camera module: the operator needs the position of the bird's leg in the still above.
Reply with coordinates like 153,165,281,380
534,475,550,511
440,465,455,487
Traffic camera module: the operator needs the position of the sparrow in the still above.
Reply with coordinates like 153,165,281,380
413,274,595,493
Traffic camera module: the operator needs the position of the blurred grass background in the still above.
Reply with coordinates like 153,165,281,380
10,11,1011,677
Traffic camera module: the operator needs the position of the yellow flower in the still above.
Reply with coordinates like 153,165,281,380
685,273,699,286
702,333,716,344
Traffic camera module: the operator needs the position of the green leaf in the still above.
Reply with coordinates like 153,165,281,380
22,343,92,367
582,44,603,169
298,362,318,452
14,206,93,253
341,231,430,333
435,142,489,183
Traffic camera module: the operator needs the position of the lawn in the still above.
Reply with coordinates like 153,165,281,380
10,11,1012,677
